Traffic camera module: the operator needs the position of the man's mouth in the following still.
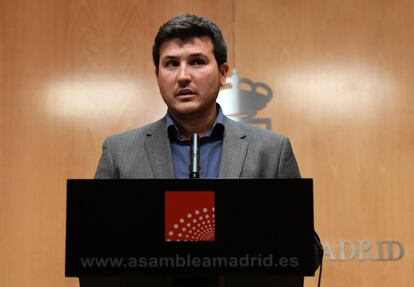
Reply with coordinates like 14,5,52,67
176,89,196,97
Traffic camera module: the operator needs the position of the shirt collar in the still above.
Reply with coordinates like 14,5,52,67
166,104,225,142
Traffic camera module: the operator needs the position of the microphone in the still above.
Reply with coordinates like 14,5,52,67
189,133,200,178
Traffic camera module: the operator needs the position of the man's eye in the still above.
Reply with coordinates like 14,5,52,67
191,58,205,65
165,60,179,67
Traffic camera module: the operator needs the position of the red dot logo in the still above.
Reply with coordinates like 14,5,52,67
165,191,215,242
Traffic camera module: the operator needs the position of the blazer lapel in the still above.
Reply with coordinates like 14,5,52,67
219,118,248,178
144,118,175,178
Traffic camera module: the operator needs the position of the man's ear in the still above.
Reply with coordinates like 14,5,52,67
219,63,229,86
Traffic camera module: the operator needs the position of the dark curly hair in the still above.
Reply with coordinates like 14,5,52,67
152,14,227,69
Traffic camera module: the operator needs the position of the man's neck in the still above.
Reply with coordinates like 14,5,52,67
170,106,217,140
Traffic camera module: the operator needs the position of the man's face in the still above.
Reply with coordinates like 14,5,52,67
156,36,228,118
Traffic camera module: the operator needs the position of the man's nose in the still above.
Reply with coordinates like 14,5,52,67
177,64,191,85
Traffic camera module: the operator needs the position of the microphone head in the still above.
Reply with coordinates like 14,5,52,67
189,133,200,178
191,133,200,153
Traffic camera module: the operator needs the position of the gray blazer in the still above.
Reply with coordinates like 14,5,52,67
95,116,301,179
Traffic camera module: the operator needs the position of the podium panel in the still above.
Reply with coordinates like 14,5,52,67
66,179,315,277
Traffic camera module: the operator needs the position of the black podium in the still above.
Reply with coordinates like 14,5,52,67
66,179,317,287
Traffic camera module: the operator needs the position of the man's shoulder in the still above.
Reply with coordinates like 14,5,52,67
103,118,166,146
224,116,288,143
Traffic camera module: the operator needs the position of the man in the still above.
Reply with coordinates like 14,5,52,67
95,14,300,180
93,14,322,287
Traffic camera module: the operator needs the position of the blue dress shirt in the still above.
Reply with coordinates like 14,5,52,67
166,105,225,179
